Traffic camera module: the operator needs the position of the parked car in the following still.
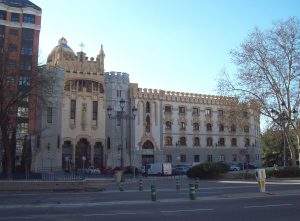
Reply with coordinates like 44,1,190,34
86,166,101,174
172,165,192,175
229,164,241,171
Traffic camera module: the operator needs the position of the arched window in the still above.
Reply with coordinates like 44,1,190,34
193,123,199,131
164,136,172,146
218,137,225,146
206,123,212,131
179,137,186,146
146,101,150,113
194,137,200,146
99,83,104,93
207,137,213,147
145,115,150,133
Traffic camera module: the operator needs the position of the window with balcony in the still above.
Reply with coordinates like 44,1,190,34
205,108,212,116
165,121,172,130
218,138,225,146
207,137,213,147
180,122,186,130
179,137,186,146
193,122,199,131
164,136,172,146
219,124,224,132
207,155,213,162
11,13,20,22
194,137,200,146
164,105,172,113
179,106,185,114
194,155,200,163
192,107,199,115
206,123,212,131
23,14,35,24
231,138,237,147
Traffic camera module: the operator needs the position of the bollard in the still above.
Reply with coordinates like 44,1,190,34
194,179,199,192
118,182,124,191
139,179,143,191
176,177,180,191
150,184,157,201
189,183,196,200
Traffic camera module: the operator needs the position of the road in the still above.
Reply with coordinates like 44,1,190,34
0,178,300,221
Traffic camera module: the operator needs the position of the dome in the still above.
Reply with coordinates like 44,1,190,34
47,37,76,63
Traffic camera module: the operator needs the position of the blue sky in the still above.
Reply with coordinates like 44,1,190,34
33,0,300,95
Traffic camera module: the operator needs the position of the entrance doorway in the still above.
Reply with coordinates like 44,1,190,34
94,142,104,169
142,140,154,166
75,138,91,170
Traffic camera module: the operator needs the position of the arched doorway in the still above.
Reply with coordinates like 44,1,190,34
75,138,91,170
141,140,154,165
62,141,73,171
94,142,104,169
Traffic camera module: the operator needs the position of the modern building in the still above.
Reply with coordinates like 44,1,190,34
0,0,41,167
31,38,261,172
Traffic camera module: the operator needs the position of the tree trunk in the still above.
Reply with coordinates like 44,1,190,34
295,134,300,168
2,133,12,179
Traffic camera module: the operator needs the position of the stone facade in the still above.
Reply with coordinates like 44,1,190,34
32,37,261,172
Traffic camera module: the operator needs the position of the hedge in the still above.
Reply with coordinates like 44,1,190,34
266,167,300,178
187,162,230,179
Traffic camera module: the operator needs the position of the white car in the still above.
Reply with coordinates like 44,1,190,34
230,164,241,171
86,166,101,174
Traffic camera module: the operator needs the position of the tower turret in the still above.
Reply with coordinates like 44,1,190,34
97,44,105,74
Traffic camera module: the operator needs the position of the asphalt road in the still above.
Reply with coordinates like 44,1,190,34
0,178,300,221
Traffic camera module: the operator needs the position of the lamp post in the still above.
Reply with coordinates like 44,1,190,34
107,98,137,169
271,102,298,167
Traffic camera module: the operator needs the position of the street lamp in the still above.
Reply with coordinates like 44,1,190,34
107,99,137,169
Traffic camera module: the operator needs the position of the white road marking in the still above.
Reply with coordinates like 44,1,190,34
83,212,138,216
244,203,294,209
161,208,214,213
220,180,300,185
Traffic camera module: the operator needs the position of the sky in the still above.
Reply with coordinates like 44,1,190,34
33,0,300,95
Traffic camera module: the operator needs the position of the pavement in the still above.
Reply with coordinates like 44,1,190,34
0,177,300,220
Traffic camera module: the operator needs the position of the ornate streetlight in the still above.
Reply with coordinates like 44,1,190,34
107,99,137,169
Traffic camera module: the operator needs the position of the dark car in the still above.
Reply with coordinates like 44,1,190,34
172,165,191,175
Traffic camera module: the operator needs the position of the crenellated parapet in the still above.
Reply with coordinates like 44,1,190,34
130,84,237,106
104,71,130,84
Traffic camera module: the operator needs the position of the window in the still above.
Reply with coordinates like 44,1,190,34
179,106,185,114
206,123,212,131
164,105,172,113
244,125,250,133
165,121,172,130
11,13,20,22
192,107,199,115
8,44,17,52
180,122,186,130
218,109,224,117
64,81,70,91
245,154,250,162
99,83,104,93
230,124,236,132
165,136,172,146
9,28,18,36
256,154,260,161
7,60,17,69
243,111,248,118
146,101,150,113
57,135,60,149
21,47,33,55
47,107,53,124
219,155,225,162
231,138,237,147
93,82,98,91
218,138,225,146
145,115,150,132
194,137,200,146
194,155,200,163
193,122,199,131
207,137,213,147
179,137,186,146
245,138,250,147
180,154,186,163
207,155,213,162
219,124,224,132
23,14,35,24
0,10,7,20
117,90,122,97
70,100,76,120
20,62,31,70
92,101,98,121
205,108,212,116
107,137,111,149
232,154,237,162
166,155,172,163
22,28,34,41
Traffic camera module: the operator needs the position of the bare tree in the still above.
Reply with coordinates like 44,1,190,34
0,47,55,178
219,17,300,167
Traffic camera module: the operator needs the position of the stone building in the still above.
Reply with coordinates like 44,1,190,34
32,37,261,171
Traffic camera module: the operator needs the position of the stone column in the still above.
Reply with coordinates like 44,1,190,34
90,140,95,166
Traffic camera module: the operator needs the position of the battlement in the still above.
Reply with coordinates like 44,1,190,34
132,87,237,106
105,71,130,84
